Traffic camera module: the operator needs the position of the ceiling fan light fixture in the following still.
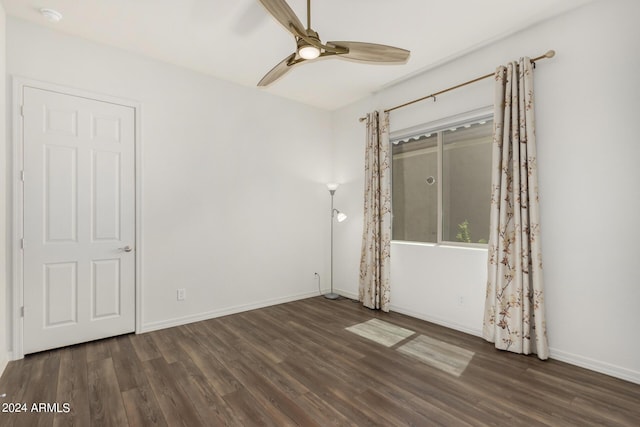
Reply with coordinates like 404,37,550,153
257,0,410,86
299,45,320,59
297,40,320,60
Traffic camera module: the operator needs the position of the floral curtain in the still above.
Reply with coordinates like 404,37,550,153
483,58,549,360
359,111,392,311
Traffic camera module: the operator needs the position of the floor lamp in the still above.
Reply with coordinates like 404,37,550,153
326,183,347,300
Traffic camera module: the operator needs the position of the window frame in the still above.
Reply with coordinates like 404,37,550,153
390,106,493,248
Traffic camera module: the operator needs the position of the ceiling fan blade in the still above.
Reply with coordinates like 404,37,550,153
257,0,306,38
327,41,410,63
258,53,298,86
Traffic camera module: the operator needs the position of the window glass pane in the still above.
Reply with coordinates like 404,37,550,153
442,120,492,244
392,133,438,243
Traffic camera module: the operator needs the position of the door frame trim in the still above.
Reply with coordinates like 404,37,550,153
11,77,143,359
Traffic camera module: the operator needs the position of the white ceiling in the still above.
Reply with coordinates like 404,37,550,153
3,0,594,110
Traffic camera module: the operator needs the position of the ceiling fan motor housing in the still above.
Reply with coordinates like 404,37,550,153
297,29,320,48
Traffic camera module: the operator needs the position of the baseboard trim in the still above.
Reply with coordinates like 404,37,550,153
334,290,484,338
549,347,640,385
139,290,322,333
334,289,358,300
388,304,483,338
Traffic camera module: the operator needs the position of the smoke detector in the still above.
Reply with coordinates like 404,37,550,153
40,8,63,22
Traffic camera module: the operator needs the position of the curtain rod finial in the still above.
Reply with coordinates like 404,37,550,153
545,50,556,58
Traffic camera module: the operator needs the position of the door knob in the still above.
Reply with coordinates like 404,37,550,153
122,245,133,252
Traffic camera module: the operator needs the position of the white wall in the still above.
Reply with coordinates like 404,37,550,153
0,2,9,373
332,0,640,384
5,17,333,346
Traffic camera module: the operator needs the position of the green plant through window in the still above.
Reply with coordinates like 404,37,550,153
455,220,488,244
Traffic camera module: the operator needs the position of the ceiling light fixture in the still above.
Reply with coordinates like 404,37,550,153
257,0,410,86
298,45,320,60
40,8,63,22
297,37,320,60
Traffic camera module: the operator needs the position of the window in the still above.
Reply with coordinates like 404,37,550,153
391,115,493,245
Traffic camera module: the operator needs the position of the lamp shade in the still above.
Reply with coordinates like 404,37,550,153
327,183,339,191
336,211,347,222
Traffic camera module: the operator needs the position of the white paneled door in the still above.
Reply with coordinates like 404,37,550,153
22,87,136,354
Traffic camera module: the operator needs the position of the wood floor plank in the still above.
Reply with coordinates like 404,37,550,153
108,335,150,393
171,363,241,427
53,346,90,427
569,396,640,426
85,338,111,363
129,333,162,362
460,358,567,425
224,356,322,427
278,358,381,425
121,385,168,427
222,388,284,427
353,388,437,427
234,340,310,397
283,317,368,361
220,314,288,364
526,365,640,411
290,391,359,427
87,357,128,427
149,326,188,364
1,297,639,426
177,329,242,396
142,358,206,427
183,322,238,365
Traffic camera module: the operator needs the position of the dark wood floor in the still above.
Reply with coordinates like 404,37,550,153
1,297,639,426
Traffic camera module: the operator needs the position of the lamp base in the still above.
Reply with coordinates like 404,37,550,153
324,292,340,300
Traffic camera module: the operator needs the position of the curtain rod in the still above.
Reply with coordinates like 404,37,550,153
358,50,556,122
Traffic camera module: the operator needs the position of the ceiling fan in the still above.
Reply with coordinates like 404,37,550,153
257,0,410,86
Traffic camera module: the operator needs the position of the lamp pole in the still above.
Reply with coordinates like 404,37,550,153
325,187,339,300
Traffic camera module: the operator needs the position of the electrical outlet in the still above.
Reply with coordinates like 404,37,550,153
458,296,464,305
177,288,186,301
